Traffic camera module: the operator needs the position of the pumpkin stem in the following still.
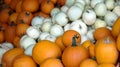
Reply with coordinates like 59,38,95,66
10,21,15,26
8,10,13,15
26,12,30,16
72,34,79,46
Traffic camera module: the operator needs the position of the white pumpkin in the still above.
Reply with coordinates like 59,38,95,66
70,20,88,35
24,44,34,56
84,0,91,6
26,26,41,39
94,2,107,17
31,16,44,26
43,18,52,23
113,5,120,16
80,35,89,44
50,8,60,17
82,9,96,25
75,0,86,6
37,32,50,41
41,21,53,32
20,35,36,49
45,35,56,42
65,0,76,7
91,0,104,8
93,19,107,29
104,11,118,26
67,5,83,21
54,11,68,26
64,23,70,32
50,24,64,37
0,48,7,64
1,42,14,50
74,2,84,11
61,5,69,13
105,0,115,10
86,29,95,42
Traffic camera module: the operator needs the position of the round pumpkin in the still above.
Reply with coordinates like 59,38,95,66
97,63,115,67
62,36,89,67
8,12,18,25
32,40,61,65
0,30,5,43
13,55,37,67
95,36,119,64
15,0,22,13
2,48,24,67
62,30,81,47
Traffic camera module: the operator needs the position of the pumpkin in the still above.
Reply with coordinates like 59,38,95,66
13,55,37,67
16,11,33,25
97,63,115,67
4,0,11,5
116,34,120,51
40,58,64,67
62,30,81,47
88,44,95,59
79,58,98,67
21,0,39,12
32,40,61,65
95,36,119,64
62,36,89,67
15,0,22,13
16,23,29,37
4,23,16,43
111,17,120,39
0,29,4,43
40,0,54,14
2,48,24,67
0,23,8,31
93,27,112,40
12,36,20,48
56,0,66,6
9,0,21,10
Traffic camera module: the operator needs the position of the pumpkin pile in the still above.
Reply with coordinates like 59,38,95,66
0,0,120,67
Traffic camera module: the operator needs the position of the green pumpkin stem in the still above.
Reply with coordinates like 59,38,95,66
72,36,77,46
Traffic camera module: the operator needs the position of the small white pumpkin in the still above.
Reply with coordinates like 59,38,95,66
37,32,50,41
67,5,83,21
20,35,36,49
93,19,107,29
50,24,64,37
61,5,69,13
105,0,115,10
74,2,84,11
94,2,107,17
31,16,44,26
86,29,95,42
45,35,56,42
24,44,34,56
54,11,68,26
0,48,8,64
104,11,118,26
50,8,60,17
41,21,53,32
26,26,41,39
1,42,14,49
70,20,88,35
75,0,86,6
65,0,76,7
113,5,120,16
80,35,89,44
43,18,52,23
82,9,96,25
64,23,70,32
91,0,104,8
84,0,90,6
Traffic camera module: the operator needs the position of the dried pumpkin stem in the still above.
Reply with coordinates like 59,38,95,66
72,34,79,46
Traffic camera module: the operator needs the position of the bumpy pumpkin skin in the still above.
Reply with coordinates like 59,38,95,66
95,37,119,64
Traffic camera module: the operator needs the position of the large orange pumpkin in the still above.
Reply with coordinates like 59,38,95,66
95,36,119,64
2,48,24,67
111,17,120,39
32,40,61,65
62,36,89,67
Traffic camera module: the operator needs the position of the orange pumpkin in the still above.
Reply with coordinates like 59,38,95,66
32,40,61,65
9,0,21,10
13,55,37,67
2,48,24,67
15,0,22,13
93,27,112,40
16,11,33,25
62,30,81,47
0,8,13,23
111,17,120,39
40,0,54,14
56,0,66,6
62,36,89,67
40,58,64,67
4,0,11,5
97,63,115,67
0,23,8,31
95,36,119,64
116,34,120,51
33,11,50,18
12,36,20,48
88,44,95,59
8,12,19,25
0,29,5,43
4,23,16,43
16,23,29,37
21,0,39,12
